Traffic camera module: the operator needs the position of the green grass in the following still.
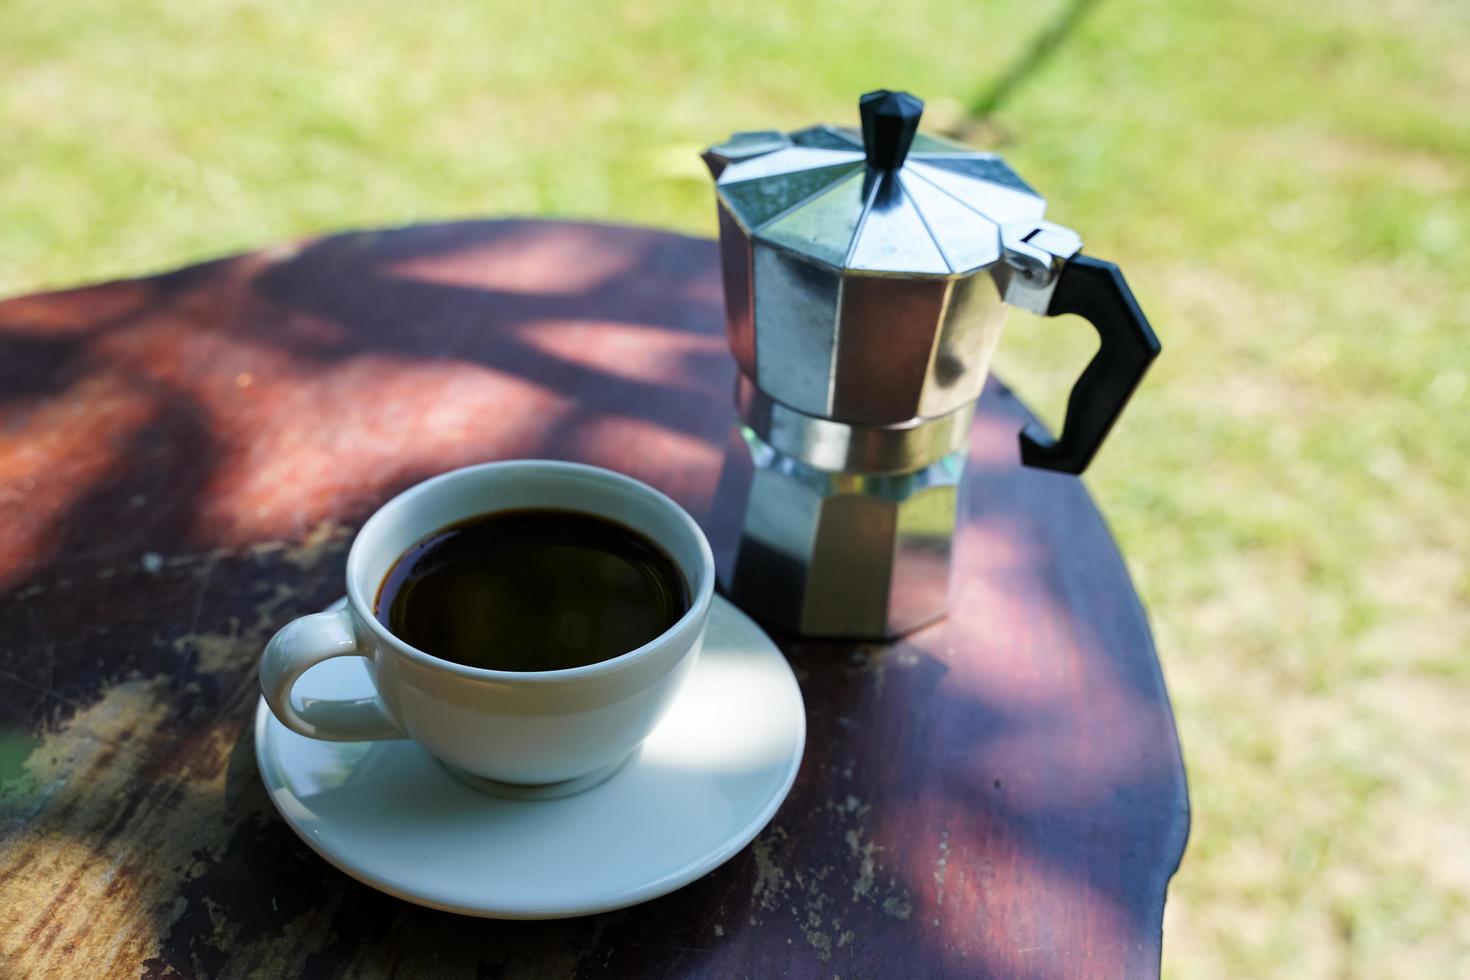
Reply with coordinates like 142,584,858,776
3,0,1468,974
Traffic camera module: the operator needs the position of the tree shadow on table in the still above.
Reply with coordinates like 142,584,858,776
0,220,1182,980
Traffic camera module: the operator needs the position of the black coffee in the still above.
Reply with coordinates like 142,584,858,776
375,508,689,671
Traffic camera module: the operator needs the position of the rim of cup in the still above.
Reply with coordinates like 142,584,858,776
343,460,716,684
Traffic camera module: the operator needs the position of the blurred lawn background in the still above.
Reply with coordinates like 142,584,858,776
3,0,1467,975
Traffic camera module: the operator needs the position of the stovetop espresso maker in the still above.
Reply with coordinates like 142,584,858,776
704,89,1161,639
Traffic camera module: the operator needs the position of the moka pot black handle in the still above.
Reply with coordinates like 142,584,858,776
1019,255,1161,474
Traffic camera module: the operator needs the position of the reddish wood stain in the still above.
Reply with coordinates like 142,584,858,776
0,220,1188,978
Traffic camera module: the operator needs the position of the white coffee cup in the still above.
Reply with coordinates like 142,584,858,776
259,460,715,796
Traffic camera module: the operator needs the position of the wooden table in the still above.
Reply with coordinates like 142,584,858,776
0,220,1188,978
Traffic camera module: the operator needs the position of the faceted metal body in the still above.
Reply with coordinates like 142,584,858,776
707,125,1058,427
728,431,964,639
706,97,1086,639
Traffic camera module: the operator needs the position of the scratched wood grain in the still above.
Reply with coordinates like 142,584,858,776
0,220,1188,979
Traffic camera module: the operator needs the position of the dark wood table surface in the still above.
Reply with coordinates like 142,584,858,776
0,220,1188,978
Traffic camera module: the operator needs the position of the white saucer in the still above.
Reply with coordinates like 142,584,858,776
254,594,805,919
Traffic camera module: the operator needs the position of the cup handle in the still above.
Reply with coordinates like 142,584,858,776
259,603,406,741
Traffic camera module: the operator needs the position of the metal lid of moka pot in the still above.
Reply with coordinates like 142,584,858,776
705,90,1083,428
706,91,1059,277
